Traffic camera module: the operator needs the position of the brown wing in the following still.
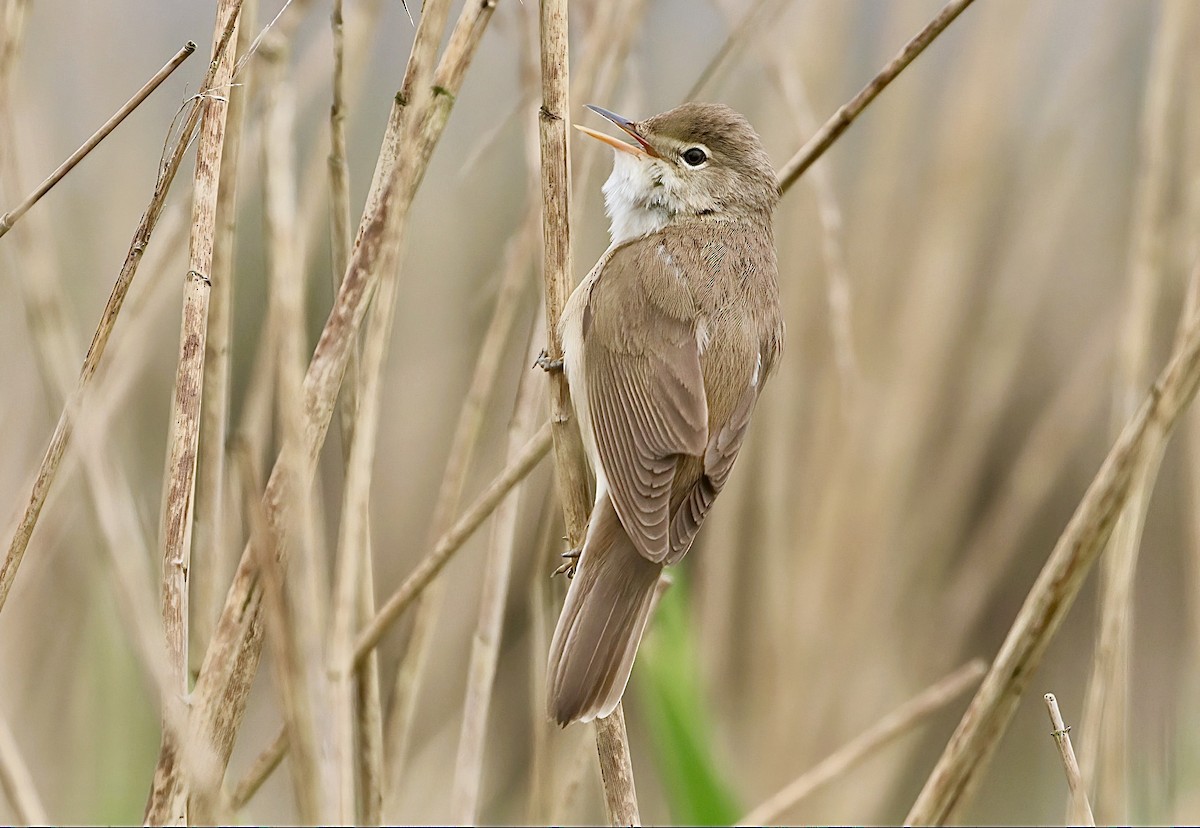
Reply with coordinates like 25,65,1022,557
583,241,709,564
666,378,758,564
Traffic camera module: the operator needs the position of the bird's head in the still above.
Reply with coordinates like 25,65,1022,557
577,102,778,245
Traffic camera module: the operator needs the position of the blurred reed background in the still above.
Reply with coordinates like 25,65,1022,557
1,0,1199,824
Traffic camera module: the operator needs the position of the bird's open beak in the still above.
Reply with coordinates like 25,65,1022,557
574,104,659,158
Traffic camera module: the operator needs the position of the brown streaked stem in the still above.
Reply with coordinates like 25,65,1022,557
143,2,499,821
0,2,239,625
153,2,243,826
538,0,640,822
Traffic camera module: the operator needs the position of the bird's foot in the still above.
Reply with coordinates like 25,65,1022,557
534,349,564,373
552,548,580,579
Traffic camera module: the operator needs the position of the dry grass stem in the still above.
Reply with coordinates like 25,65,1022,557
228,725,287,812
0,1,239,621
594,704,640,826
143,5,500,816
686,0,794,102
537,0,640,822
0,41,196,238
1078,3,1189,820
771,52,859,408
355,422,552,663
776,0,977,194
451,328,546,824
738,659,987,825
240,447,325,824
1043,693,1095,827
153,2,242,824
0,710,46,825
906,264,1200,825
327,187,401,828
194,0,257,654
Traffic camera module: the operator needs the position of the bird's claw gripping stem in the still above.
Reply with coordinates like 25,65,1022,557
534,349,564,373
552,548,580,579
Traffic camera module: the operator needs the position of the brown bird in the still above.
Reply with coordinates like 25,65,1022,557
546,102,783,726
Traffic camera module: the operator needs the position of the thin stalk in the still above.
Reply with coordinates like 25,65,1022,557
327,200,402,827
451,322,547,824
1078,3,1188,821
776,0,978,195
906,263,1200,825
0,41,197,237
0,3,239,622
227,726,287,812
737,660,986,825
356,423,553,663
1043,693,1095,827
145,2,499,819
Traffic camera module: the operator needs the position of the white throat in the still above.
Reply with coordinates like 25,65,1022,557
601,151,675,246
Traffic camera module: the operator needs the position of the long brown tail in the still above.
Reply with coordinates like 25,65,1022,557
547,493,662,726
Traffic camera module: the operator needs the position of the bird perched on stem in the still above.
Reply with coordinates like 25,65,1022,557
544,102,783,726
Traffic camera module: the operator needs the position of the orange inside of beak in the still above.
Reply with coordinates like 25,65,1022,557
574,124,653,158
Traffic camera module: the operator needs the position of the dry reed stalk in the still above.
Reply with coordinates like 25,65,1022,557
238,447,324,824
378,221,536,802
0,42,196,238
771,51,859,409
145,3,499,818
451,322,547,824
525,501,559,824
1078,4,1189,820
686,0,794,102
326,1,384,820
775,0,977,194
386,0,651,796
227,725,286,811
154,1,242,823
737,660,986,825
447,9,548,816
0,69,186,721
0,0,30,88
194,0,257,652
262,36,339,825
536,0,639,822
356,423,553,663
1043,693,1095,827
0,709,46,826
338,0,489,803
327,167,403,828
906,261,1200,825
0,5,240,621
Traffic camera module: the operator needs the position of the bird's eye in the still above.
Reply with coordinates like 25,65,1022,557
681,147,708,167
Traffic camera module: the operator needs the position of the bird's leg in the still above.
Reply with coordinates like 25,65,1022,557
534,348,563,373
552,548,580,579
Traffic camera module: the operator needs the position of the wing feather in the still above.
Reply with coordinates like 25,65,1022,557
583,244,708,564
